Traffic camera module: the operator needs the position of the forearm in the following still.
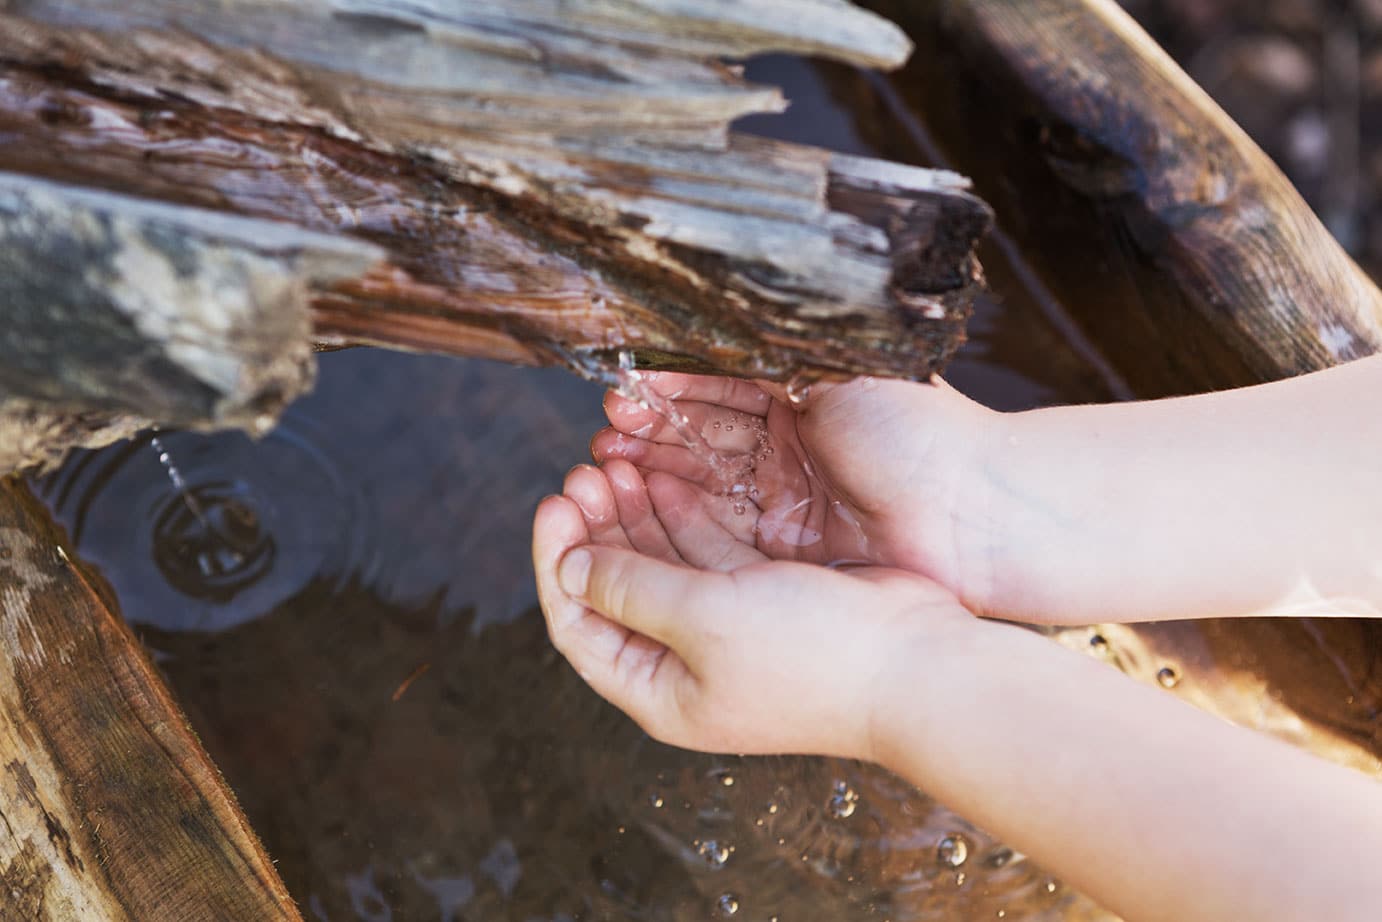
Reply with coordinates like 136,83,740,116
876,619,1382,922
980,354,1382,623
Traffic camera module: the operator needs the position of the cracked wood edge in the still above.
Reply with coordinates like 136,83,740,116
0,171,382,472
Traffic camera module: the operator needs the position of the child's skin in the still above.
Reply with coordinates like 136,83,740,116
531,354,1382,922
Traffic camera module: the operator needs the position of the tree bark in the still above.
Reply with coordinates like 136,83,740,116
856,0,1382,396
0,477,301,921
0,0,991,473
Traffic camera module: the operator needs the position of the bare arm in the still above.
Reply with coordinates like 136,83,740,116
875,615,1382,922
533,464,1382,922
980,354,1382,623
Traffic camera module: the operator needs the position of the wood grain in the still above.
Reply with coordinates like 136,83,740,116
862,0,1382,395
0,478,300,921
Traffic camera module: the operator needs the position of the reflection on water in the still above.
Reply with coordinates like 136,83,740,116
34,349,1110,921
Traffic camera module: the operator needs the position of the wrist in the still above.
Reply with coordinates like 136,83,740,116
862,607,999,768
962,405,1117,624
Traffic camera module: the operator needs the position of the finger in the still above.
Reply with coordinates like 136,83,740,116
532,494,595,637
603,391,766,453
646,472,766,571
602,460,683,563
592,427,729,489
636,373,773,415
563,464,632,550
558,544,730,653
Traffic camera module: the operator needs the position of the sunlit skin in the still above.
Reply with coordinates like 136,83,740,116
532,354,1382,922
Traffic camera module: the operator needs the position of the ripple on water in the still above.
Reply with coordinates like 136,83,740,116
36,414,375,633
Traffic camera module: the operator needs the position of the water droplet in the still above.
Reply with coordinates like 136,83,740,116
713,421,722,429
786,373,815,408
985,847,1013,869
724,425,734,432
616,825,626,835
720,774,735,787
954,872,967,886
996,910,1007,919
1045,879,1058,894
766,446,775,455
1157,666,1180,688
696,839,730,868
767,802,779,815
827,782,859,819
937,834,970,868
1089,633,1109,653
733,503,746,515
649,793,664,809
715,893,740,916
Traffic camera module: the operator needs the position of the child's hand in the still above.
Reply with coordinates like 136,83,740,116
532,461,974,759
590,373,1002,614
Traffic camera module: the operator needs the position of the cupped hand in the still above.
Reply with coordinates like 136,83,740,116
532,462,974,760
589,373,1001,613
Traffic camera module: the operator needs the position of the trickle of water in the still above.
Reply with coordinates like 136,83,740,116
1157,666,1181,689
146,434,277,603
695,839,731,869
937,834,970,868
826,781,859,820
149,434,207,524
611,351,755,498
715,893,740,917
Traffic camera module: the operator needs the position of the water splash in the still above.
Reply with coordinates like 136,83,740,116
612,351,756,499
37,418,374,632
937,834,970,868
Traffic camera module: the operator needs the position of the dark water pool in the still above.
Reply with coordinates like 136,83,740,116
29,53,1382,922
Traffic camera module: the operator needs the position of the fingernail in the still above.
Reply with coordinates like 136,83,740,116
559,548,592,597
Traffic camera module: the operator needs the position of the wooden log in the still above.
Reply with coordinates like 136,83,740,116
0,477,301,921
855,0,1382,395
0,0,991,473
0,172,382,472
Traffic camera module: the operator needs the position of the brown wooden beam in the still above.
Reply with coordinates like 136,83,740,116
0,478,301,921
857,0,1382,396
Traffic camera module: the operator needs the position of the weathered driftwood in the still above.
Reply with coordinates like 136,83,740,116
857,0,1382,395
0,0,990,473
0,477,301,921
0,173,382,472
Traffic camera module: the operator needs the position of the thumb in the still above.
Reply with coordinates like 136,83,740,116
558,545,729,657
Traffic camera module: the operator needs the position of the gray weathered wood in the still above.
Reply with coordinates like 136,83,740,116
0,173,382,472
0,0,988,476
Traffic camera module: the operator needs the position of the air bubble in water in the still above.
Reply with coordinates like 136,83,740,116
826,781,859,819
715,893,740,917
1157,667,1180,688
696,839,730,869
937,834,970,868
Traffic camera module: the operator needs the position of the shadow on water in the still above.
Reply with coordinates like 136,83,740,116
27,53,1382,922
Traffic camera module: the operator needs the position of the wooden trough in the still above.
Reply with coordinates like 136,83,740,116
0,0,1380,918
